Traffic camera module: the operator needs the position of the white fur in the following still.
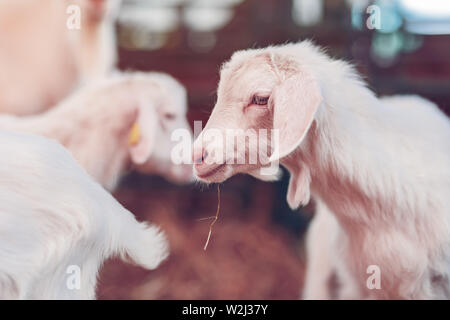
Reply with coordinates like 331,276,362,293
0,72,193,190
304,93,450,299
195,41,450,299
302,199,338,300
285,43,450,299
0,130,168,299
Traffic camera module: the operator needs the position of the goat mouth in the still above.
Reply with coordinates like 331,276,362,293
195,164,226,180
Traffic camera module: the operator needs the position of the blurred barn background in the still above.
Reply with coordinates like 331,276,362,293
96,0,450,299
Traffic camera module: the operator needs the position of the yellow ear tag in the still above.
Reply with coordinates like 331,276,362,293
128,123,141,146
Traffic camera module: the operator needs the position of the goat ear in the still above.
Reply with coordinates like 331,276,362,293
129,104,158,165
287,165,311,209
269,73,322,162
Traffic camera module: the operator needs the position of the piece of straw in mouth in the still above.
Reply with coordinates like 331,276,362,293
203,184,221,251
128,122,140,146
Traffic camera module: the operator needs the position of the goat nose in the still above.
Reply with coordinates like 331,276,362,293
193,148,208,164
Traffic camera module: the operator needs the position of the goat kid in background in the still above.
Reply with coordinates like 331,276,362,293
0,72,193,190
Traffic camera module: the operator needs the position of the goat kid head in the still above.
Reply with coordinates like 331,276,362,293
123,73,193,184
193,45,323,207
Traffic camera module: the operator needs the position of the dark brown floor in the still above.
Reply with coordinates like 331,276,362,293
97,174,306,300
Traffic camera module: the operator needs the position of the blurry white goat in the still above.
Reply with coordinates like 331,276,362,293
0,72,193,190
192,41,450,299
0,0,120,115
0,130,168,299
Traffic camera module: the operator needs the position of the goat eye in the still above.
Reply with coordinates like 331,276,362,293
251,95,269,106
164,113,176,120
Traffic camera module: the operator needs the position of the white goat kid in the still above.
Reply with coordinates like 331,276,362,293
192,41,450,299
0,72,193,191
0,130,168,299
